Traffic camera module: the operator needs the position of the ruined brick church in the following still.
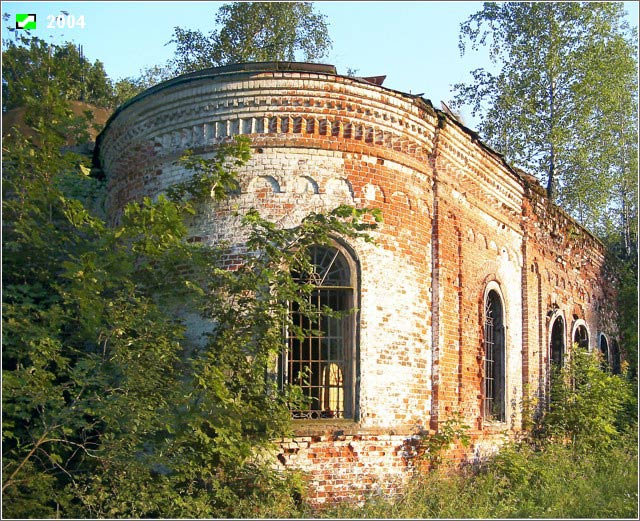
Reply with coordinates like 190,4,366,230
96,62,621,503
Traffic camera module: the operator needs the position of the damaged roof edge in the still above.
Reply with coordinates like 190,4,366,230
93,62,603,250
434,107,530,185
92,61,531,213
433,108,607,251
93,62,441,167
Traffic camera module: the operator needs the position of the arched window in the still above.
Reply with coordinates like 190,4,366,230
484,288,505,422
550,316,565,368
282,245,357,419
611,339,621,374
573,324,589,350
599,333,609,369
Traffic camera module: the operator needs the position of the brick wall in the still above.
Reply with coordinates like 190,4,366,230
430,117,526,436
97,63,620,504
521,183,620,400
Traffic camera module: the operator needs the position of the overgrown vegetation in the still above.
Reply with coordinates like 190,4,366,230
169,1,332,73
452,2,638,242
319,348,638,519
416,413,470,469
3,6,637,518
321,440,636,519
1,86,379,516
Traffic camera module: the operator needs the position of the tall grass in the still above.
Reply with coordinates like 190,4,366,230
315,435,637,519
313,349,638,519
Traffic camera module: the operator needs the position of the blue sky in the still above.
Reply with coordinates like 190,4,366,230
2,1,639,130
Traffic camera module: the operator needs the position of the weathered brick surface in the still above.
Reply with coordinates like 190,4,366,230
97,63,620,504
276,433,420,504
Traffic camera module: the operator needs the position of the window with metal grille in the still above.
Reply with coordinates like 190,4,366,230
484,289,505,422
282,246,355,419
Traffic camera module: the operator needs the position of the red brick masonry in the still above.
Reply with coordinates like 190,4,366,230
97,63,620,504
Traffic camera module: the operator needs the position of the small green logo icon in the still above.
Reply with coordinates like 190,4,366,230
16,14,37,30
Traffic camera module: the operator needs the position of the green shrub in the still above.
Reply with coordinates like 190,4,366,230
315,347,638,519
542,346,636,450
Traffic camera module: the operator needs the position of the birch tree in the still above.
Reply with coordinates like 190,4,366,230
452,2,638,246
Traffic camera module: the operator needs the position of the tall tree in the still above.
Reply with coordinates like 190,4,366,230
452,2,638,243
2,34,114,110
170,1,332,73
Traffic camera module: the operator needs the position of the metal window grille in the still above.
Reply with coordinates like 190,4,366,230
284,246,352,419
484,291,505,422
484,307,496,420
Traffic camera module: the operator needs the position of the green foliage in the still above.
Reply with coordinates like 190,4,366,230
618,260,639,376
2,89,378,516
452,2,638,245
166,137,252,204
416,413,470,468
319,348,638,519
541,346,636,450
111,65,176,107
169,2,332,73
0,25,170,111
2,32,114,110
3,106,190,516
110,77,145,108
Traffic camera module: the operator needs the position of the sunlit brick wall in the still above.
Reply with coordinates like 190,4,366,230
98,63,619,504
